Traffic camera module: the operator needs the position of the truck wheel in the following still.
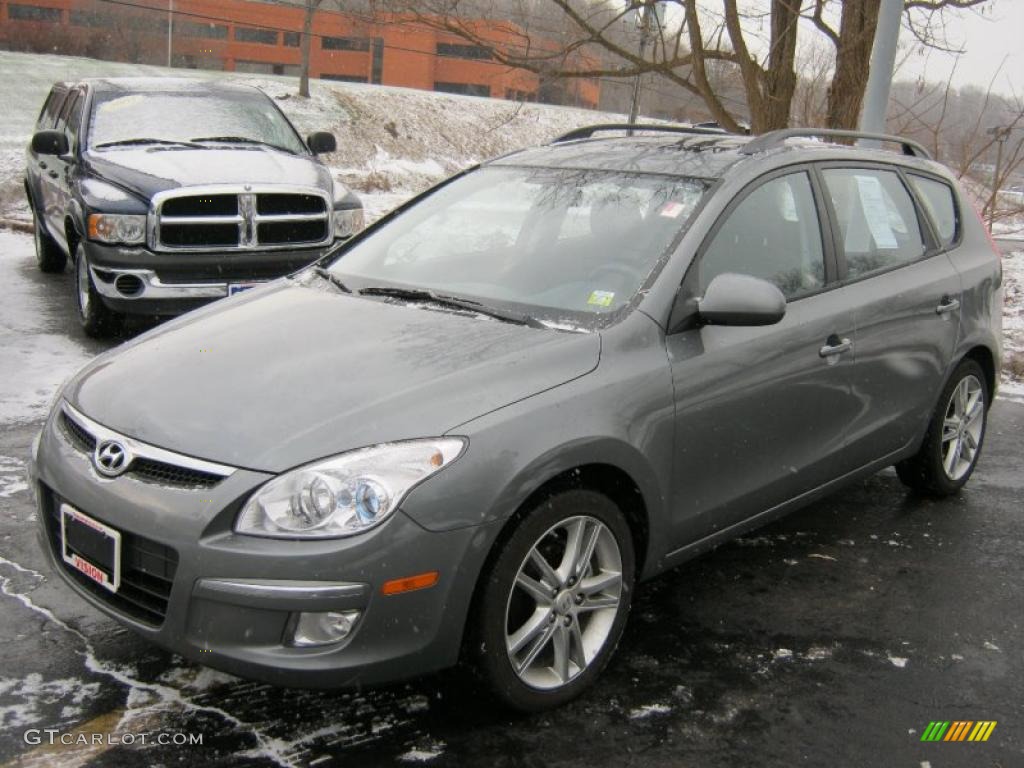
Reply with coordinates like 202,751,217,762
474,488,635,712
896,359,988,496
75,244,122,338
33,211,67,273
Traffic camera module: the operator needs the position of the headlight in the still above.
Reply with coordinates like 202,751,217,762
333,207,364,239
87,213,146,245
235,438,465,539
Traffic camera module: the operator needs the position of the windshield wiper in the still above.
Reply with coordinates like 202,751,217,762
93,138,203,149
359,286,547,329
190,136,295,154
312,266,351,293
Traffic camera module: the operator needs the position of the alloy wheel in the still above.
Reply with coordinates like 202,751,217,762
505,515,623,690
941,374,984,481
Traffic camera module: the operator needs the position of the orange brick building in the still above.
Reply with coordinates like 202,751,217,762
0,0,600,108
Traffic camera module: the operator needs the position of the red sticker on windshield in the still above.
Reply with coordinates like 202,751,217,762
659,201,686,218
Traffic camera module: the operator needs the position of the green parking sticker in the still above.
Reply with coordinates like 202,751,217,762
588,290,615,307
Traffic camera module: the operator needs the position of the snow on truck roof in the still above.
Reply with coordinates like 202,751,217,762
62,77,264,95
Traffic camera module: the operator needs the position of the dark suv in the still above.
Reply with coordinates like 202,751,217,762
30,124,1002,711
25,78,363,336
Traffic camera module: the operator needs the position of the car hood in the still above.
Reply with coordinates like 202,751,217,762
65,283,600,473
83,146,333,199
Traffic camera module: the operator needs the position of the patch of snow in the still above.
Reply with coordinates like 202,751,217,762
0,673,101,728
773,648,794,661
0,232,95,424
399,741,446,762
808,553,837,561
983,640,1001,651
0,455,28,498
803,646,833,661
887,655,909,668
629,702,673,719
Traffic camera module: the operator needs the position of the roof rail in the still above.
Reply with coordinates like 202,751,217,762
739,128,932,159
552,123,730,144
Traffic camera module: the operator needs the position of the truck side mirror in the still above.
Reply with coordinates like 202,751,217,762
307,131,337,154
32,130,70,156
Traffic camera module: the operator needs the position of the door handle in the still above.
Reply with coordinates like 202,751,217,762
936,296,960,315
819,336,853,358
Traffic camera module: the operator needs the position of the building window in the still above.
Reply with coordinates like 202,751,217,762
8,4,62,23
235,27,278,45
320,74,368,83
69,10,107,27
504,89,534,102
436,42,492,61
177,21,229,39
434,82,491,98
283,31,301,47
322,36,370,52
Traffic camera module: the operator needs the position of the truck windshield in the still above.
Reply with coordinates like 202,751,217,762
87,90,306,154
329,165,706,325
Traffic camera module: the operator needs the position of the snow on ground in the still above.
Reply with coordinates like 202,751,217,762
0,232,94,424
0,50,627,224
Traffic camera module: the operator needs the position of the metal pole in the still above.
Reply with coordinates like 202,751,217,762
167,0,173,68
860,0,902,138
628,1,652,132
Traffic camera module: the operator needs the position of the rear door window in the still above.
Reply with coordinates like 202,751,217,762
821,168,926,280
908,174,959,247
700,171,826,300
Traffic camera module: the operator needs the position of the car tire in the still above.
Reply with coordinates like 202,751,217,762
33,210,67,273
895,358,988,496
75,243,122,338
474,488,635,712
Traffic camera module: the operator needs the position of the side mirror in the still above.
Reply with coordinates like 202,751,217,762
32,130,70,156
698,272,786,326
306,131,337,154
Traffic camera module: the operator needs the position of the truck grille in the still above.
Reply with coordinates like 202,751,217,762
41,484,178,627
152,187,331,251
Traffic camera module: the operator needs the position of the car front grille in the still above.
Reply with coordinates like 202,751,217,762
153,187,331,251
41,484,178,627
59,410,225,490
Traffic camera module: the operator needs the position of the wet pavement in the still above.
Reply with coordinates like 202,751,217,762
1,232,1022,767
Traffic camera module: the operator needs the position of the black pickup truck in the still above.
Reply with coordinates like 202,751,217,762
25,78,363,336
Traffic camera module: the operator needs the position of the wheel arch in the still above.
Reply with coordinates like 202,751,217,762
458,460,651,664
962,345,996,405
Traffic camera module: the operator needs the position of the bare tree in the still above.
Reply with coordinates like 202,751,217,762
299,0,325,98
381,0,995,133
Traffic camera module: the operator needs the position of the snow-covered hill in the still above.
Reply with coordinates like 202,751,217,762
0,50,628,222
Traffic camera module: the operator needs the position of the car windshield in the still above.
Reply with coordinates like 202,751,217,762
87,90,306,154
329,166,706,325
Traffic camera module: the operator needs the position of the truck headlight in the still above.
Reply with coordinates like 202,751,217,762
235,438,465,539
333,207,364,239
87,213,146,245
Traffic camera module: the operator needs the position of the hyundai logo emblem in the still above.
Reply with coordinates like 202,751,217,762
93,439,130,477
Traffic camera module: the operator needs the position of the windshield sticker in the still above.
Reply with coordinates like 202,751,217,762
659,201,687,218
587,290,615,307
855,175,899,249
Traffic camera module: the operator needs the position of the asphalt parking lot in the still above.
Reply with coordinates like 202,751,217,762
0,231,1021,767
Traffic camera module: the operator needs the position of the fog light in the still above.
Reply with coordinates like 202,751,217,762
290,609,361,647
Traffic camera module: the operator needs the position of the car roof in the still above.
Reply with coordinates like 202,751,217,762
491,127,943,182
58,77,264,97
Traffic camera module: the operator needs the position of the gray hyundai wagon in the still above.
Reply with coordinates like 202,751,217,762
29,125,1002,711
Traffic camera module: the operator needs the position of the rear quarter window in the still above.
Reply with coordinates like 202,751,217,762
821,168,926,280
909,174,960,247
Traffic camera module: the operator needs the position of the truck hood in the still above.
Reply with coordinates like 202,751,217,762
65,282,600,473
83,146,333,199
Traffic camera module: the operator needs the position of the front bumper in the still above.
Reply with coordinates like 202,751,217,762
31,408,493,688
83,239,335,316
